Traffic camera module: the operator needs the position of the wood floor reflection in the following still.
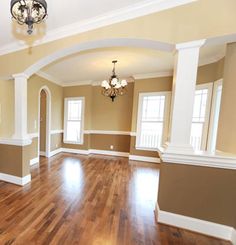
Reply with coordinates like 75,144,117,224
0,153,230,245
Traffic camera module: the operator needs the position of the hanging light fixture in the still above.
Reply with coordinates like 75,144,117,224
10,0,47,35
101,61,128,102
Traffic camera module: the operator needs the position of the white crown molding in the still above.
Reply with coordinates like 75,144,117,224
12,73,30,79
0,173,31,186
0,0,196,56
133,71,173,80
158,150,236,170
36,71,63,85
176,39,206,50
129,155,160,163
62,80,93,87
155,204,235,243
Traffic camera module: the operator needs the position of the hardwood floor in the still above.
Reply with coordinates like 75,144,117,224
0,153,230,245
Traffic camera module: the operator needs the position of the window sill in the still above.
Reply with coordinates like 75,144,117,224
135,146,158,152
63,141,84,145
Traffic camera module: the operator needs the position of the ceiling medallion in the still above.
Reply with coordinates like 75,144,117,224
10,0,47,35
101,60,128,102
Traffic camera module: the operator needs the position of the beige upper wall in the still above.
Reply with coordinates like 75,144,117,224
0,0,235,76
217,43,236,154
91,84,134,131
63,84,134,132
0,80,14,138
28,75,63,133
197,58,224,84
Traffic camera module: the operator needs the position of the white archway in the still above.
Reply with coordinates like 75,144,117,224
38,86,51,158
24,38,174,77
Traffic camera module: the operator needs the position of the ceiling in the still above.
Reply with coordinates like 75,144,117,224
0,0,196,55
40,44,226,85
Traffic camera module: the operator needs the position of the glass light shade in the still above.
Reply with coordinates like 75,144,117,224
121,79,128,87
115,83,122,89
111,78,118,86
101,80,109,88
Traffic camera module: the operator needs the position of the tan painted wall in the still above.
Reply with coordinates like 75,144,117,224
158,162,236,229
51,133,63,152
28,74,63,134
217,43,236,154
197,58,224,84
0,0,235,77
90,134,130,153
0,80,14,138
40,90,46,152
91,84,134,131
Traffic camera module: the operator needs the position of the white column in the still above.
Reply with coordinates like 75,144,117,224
165,40,205,154
13,73,31,144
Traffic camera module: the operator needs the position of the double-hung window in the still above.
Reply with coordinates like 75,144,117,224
136,92,171,150
64,97,84,144
190,83,213,151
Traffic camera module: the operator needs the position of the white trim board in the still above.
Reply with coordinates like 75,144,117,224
0,0,195,56
46,148,160,163
156,204,236,244
84,130,132,136
0,173,31,186
129,155,160,163
30,157,39,166
0,138,32,146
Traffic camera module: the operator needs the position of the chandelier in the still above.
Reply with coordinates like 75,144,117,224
101,61,128,102
10,0,47,35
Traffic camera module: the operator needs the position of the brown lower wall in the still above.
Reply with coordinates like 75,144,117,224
0,144,30,177
62,134,90,150
158,162,236,229
51,133,63,151
90,134,130,152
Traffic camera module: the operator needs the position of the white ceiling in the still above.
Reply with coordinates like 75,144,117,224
0,0,196,55
40,44,226,85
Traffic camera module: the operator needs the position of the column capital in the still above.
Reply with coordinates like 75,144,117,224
176,39,206,51
12,73,29,80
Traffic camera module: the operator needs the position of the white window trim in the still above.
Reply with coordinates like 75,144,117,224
136,91,171,151
63,97,85,145
207,79,223,152
193,82,213,151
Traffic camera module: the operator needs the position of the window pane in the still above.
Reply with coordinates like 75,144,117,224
68,100,82,120
66,121,81,142
142,96,165,121
190,122,203,151
139,122,164,148
192,89,208,122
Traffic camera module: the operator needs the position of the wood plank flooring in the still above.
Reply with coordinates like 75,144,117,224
0,153,230,245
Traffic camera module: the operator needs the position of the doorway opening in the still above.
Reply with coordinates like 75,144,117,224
38,87,51,158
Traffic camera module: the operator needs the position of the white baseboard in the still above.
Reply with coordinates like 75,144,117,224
129,155,160,163
30,157,39,166
232,229,236,245
0,173,31,186
155,204,236,244
45,148,159,163
49,148,64,157
89,149,129,157
61,148,89,155
40,151,46,156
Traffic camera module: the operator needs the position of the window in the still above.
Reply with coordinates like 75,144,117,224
136,92,170,150
207,80,223,152
190,83,212,151
64,97,84,144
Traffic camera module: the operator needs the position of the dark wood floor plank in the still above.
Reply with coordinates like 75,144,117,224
0,153,230,245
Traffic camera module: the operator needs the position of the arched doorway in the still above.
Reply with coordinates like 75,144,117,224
38,86,51,158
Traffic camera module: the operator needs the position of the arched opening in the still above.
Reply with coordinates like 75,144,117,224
38,86,51,158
